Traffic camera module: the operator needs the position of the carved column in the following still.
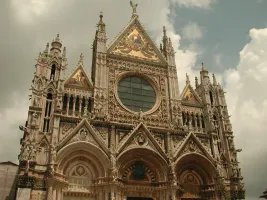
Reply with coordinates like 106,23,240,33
199,113,203,132
79,96,82,117
46,185,53,200
66,94,70,116
72,95,76,117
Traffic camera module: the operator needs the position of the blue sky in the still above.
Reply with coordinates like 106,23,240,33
0,0,267,199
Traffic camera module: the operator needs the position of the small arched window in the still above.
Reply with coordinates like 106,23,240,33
50,64,56,80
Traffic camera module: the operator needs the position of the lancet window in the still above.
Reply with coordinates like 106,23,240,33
43,93,53,132
50,64,56,80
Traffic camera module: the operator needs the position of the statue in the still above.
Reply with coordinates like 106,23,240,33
31,112,38,126
130,1,138,14
138,109,143,120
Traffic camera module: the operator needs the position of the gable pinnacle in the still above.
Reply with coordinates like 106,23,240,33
79,53,84,64
186,73,190,84
130,1,138,19
201,62,204,71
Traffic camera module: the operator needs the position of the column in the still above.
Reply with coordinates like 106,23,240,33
193,113,197,131
79,96,82,117
56,186,62,200
66,94,70,116
72,96,76,117
46,185,53,200
199,114,203,131
52,187,56,200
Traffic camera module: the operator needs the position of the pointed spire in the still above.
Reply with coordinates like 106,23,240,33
97,11,106,32
201,62,204,71
186,73,190,84
44,42,49,53
212,73,217,85
130,1,138,19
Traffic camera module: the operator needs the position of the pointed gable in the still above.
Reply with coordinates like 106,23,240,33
108,17,167,64
174,132,215,165
65,65,93,90
180,83,202,106
117,123,167,160
57,119,109,155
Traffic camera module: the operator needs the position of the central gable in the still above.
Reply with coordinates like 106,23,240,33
108,18,167,64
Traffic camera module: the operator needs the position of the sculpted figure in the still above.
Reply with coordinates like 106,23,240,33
130,1,138,13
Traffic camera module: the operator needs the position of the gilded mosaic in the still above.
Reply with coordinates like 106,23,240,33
112,26,159,61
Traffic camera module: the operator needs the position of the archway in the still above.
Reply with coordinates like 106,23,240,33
56,142,110,199
175,153,216,200
117,148,168,199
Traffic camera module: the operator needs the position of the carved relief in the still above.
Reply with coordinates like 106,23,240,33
181,139,203,156
135,132,147,146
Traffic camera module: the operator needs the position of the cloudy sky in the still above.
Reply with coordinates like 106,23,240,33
1,0,267,199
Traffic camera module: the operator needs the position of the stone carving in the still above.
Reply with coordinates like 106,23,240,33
135,132,147,146
79,129,88,140
130,1,138,14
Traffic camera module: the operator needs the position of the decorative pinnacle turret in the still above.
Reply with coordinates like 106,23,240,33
201,62,204,71
44,42,49,53
97,11,106,32
50,33,62,52
186,73,190,84
130,1,138,18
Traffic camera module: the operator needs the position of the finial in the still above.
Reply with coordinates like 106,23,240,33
99,11,104,22
163,26,167,36
186,73,190,84
44,42,49,53
201,63,204,71
55,34,60,42
130,1,138,18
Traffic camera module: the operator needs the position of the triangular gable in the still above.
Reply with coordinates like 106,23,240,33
174,132,215,165
180,83,202,106
117,123,167,160
65,65,93,90
108,17,167,64
57,119,109,155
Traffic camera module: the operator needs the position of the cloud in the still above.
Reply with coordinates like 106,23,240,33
170,0,216,9
0,93,29,162
224,28,267,198
182,22,203,41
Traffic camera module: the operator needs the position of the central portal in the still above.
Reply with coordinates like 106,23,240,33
127,198,153,200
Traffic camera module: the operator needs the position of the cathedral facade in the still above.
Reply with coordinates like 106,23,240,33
16,3,245,200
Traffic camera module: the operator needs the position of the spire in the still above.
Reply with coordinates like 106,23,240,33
44,42,49,54
50,34,62,53
212,73,217,85
186,73,190,84
162,26,168,58
130,1,138,19
201,62,204,71
97,11,106,32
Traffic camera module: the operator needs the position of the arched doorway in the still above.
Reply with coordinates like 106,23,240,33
176,153,216,200
56,142,110,200
117,148,168,199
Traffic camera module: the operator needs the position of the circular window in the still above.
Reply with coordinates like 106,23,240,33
117,76,156,112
